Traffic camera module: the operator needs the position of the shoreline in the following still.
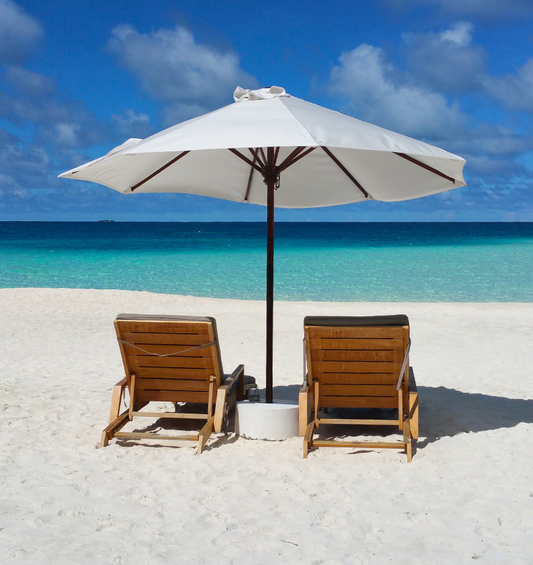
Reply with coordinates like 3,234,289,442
1,288,532,562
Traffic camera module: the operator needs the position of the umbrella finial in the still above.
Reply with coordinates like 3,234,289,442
233,86,289,102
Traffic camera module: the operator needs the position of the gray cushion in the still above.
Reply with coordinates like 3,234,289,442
304,314,409,327
116,313,215,323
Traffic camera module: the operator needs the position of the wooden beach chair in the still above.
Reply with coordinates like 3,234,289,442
100,314,256,453
299,315,419,462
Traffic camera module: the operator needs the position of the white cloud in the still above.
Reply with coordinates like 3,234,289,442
112,109,153,138
0,5,137,196
326,25,533,201
402,23,487,93
0,126,18,143
107,24,257,124
484,59,533,112
386,0,533,19
0,0,43,64
5,66,55,96
0,140,58,191
328,43,466,140
55,123,80,147
0,65,111,149
401,21,533,112
440,21,473,46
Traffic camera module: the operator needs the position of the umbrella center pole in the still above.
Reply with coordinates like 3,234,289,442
265,179,276,403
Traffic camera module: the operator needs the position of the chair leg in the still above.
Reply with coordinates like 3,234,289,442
298,385,310,437
214,386,237,434
196,417,214,454
409,367,419,440
403,420,412,463
303,422,314,459
409,393,419,441
100,430,110,448
214,387,227,433
100,412,129,448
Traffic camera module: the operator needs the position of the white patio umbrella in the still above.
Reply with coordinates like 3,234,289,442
60,86,466,402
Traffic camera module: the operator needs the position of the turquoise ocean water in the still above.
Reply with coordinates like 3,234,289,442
1,222,532,302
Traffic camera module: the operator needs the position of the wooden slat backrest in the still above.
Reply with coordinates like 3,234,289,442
305,324,409,410
115,317,222,404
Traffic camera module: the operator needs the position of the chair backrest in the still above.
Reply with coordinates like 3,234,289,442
304,315,410,411
114,314,224,405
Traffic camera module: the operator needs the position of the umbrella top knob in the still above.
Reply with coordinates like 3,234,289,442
234,86,290,102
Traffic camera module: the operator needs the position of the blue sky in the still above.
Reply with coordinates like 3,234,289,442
1,0,533,221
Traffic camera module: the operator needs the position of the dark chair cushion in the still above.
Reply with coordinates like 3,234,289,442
304,314,409,327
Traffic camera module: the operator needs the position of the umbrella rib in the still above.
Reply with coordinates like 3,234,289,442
244,155,257,202
249,148,266,169
277,146,307,171
394,152,456,183
321,147,370,199
258,148,267,166
273,147,280,166
278,147,316,172
130,151,190,191
229,148,263,173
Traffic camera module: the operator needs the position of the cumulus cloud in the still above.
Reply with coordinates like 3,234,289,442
401,22,533,112
0,0,43,64
327,22,533,152
328,43,466,140
326,21,533,215
0,126,18,143
0,60,117,193
107,24,257,124
0,8,155,199
484,59,533,112
112,109,153,138
440,21,472,45
4,66,56,96
0,68,111,148
0,138,60,192
403,22,487,93
385,0,533,19
0,4,160,198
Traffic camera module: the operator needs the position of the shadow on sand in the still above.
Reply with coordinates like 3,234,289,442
115,386,533,451
271,383,533,443
416,385,533,445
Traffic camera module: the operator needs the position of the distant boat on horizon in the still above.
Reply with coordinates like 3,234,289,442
98,220,115,222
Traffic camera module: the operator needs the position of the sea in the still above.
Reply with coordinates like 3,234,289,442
1,222,532,302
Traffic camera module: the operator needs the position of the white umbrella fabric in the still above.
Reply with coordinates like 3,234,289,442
60,86,466,402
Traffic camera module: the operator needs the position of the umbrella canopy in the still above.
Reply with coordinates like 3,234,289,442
60,86,466,402
61,86,465,205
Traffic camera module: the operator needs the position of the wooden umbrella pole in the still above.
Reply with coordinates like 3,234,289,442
256,144,282,404
266,179,275,403
264,147,280,403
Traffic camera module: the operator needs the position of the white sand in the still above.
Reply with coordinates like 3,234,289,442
1,288,532,564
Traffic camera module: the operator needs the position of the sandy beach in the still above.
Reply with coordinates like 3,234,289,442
1,287,532,564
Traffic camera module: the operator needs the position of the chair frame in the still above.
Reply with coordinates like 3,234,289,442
299,318,419,462
100,315,251,453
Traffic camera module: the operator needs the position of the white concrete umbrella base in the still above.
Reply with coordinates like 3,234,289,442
235,400,299,440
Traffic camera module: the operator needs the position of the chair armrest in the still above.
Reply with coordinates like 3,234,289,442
222,364,245,399
109,377,128,423
214,364,245,433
